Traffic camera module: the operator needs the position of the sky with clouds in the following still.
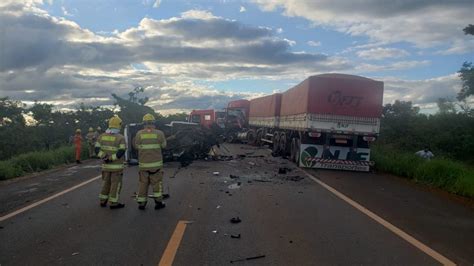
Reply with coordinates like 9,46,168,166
0,0,473,114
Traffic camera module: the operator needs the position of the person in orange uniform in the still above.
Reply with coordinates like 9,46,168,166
95,116,127,209
134,113,167,210
74,129,83,164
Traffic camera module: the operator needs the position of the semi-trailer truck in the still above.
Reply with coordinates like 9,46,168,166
245,73,384,172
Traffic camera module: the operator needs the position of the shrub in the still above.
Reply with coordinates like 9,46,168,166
0,145,88,180
373,145,474,198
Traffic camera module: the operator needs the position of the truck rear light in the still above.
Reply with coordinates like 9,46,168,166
308,132,321,138
363,136,376,142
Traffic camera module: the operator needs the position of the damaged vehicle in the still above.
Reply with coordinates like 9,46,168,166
124,120,219,165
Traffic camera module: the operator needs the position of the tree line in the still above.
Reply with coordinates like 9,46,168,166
0,89,187,161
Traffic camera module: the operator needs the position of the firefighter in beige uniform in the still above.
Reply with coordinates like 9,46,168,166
86,127,97,158
95,116,127,209
134,113,167,210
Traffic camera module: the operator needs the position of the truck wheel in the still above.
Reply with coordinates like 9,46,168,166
256,129,263,146
290,138,297,162
247,130,256,145
272,131,280,154
279,132,287,156
295,138,301,166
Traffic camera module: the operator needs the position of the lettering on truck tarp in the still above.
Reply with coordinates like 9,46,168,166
299,144,370,168
314,162,369,172
327,90,364,108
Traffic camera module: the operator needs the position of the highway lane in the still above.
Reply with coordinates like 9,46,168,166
0,144,470,265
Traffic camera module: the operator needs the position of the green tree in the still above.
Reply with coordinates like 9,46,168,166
436,98,456,114
112,87,160,125
457,62,474,100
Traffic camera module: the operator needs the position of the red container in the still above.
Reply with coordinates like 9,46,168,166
249,93,282,118
280,74,384,118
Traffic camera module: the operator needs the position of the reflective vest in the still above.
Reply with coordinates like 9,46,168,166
134,127,167,171
95,133,126,172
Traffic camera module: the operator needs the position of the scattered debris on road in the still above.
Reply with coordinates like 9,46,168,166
285,175,304,182
72,252,79,256
228,183,241,189
212,230,218,234
231,234,241,239
213,171,220,176
229,174,240,179
230,217,242,224
230,255,266,263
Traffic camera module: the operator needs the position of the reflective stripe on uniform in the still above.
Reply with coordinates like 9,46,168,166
136,196,147,203
101,135,116,142
109,182,121,203
102,163,124,170
153,192,162,198
99,194,109,200
119,144,126,149
97,151,105,158
95,142,101,148
101,145,118,152
141,133,158,139
111,154,117,161
138,144,161,150
139,161,163,168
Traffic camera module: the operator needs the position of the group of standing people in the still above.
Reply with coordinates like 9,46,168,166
72,126,102,164
94,113,166,210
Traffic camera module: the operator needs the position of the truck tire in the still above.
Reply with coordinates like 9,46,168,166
256,129,263,146
279,132,287,156
295,138,301,166
290,138,297,162
247,130,256,145
272,131,280,154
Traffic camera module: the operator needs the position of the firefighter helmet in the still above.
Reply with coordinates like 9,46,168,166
108,116,122,129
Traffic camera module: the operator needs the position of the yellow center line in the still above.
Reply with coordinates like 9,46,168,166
0,175,101,222
302,170,456,266
159,220,190,266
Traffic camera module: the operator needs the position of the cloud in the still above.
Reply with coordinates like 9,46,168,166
251,0,474,53
240,6,246,13
381,74,462,105
0,3,348,113
357,47,409,60
153,0,161,8
307,40,321,47
61,6,72,17
356,60,430,73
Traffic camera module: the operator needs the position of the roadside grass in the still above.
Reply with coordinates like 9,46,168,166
0,145,89,180
372,145,474,198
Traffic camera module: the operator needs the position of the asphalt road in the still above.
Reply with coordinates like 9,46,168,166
0,144,472,265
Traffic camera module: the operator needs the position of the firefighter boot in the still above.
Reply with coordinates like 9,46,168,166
154,200,166,210
100,200,107,207
138,201,147,210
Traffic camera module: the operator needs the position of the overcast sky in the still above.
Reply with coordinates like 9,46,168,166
0,0,473,114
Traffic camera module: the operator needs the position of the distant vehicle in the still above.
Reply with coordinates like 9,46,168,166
189,109,226,128
240,73,384,172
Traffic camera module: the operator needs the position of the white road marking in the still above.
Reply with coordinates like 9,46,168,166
302,170,456,266
0,175,101,222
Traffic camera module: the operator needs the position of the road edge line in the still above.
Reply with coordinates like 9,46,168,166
0,175,101,222
158,220,190,266
302,170,456,266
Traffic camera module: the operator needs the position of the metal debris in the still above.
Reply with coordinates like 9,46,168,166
230,217,241,224
230,255,266,263
231,234,241,239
